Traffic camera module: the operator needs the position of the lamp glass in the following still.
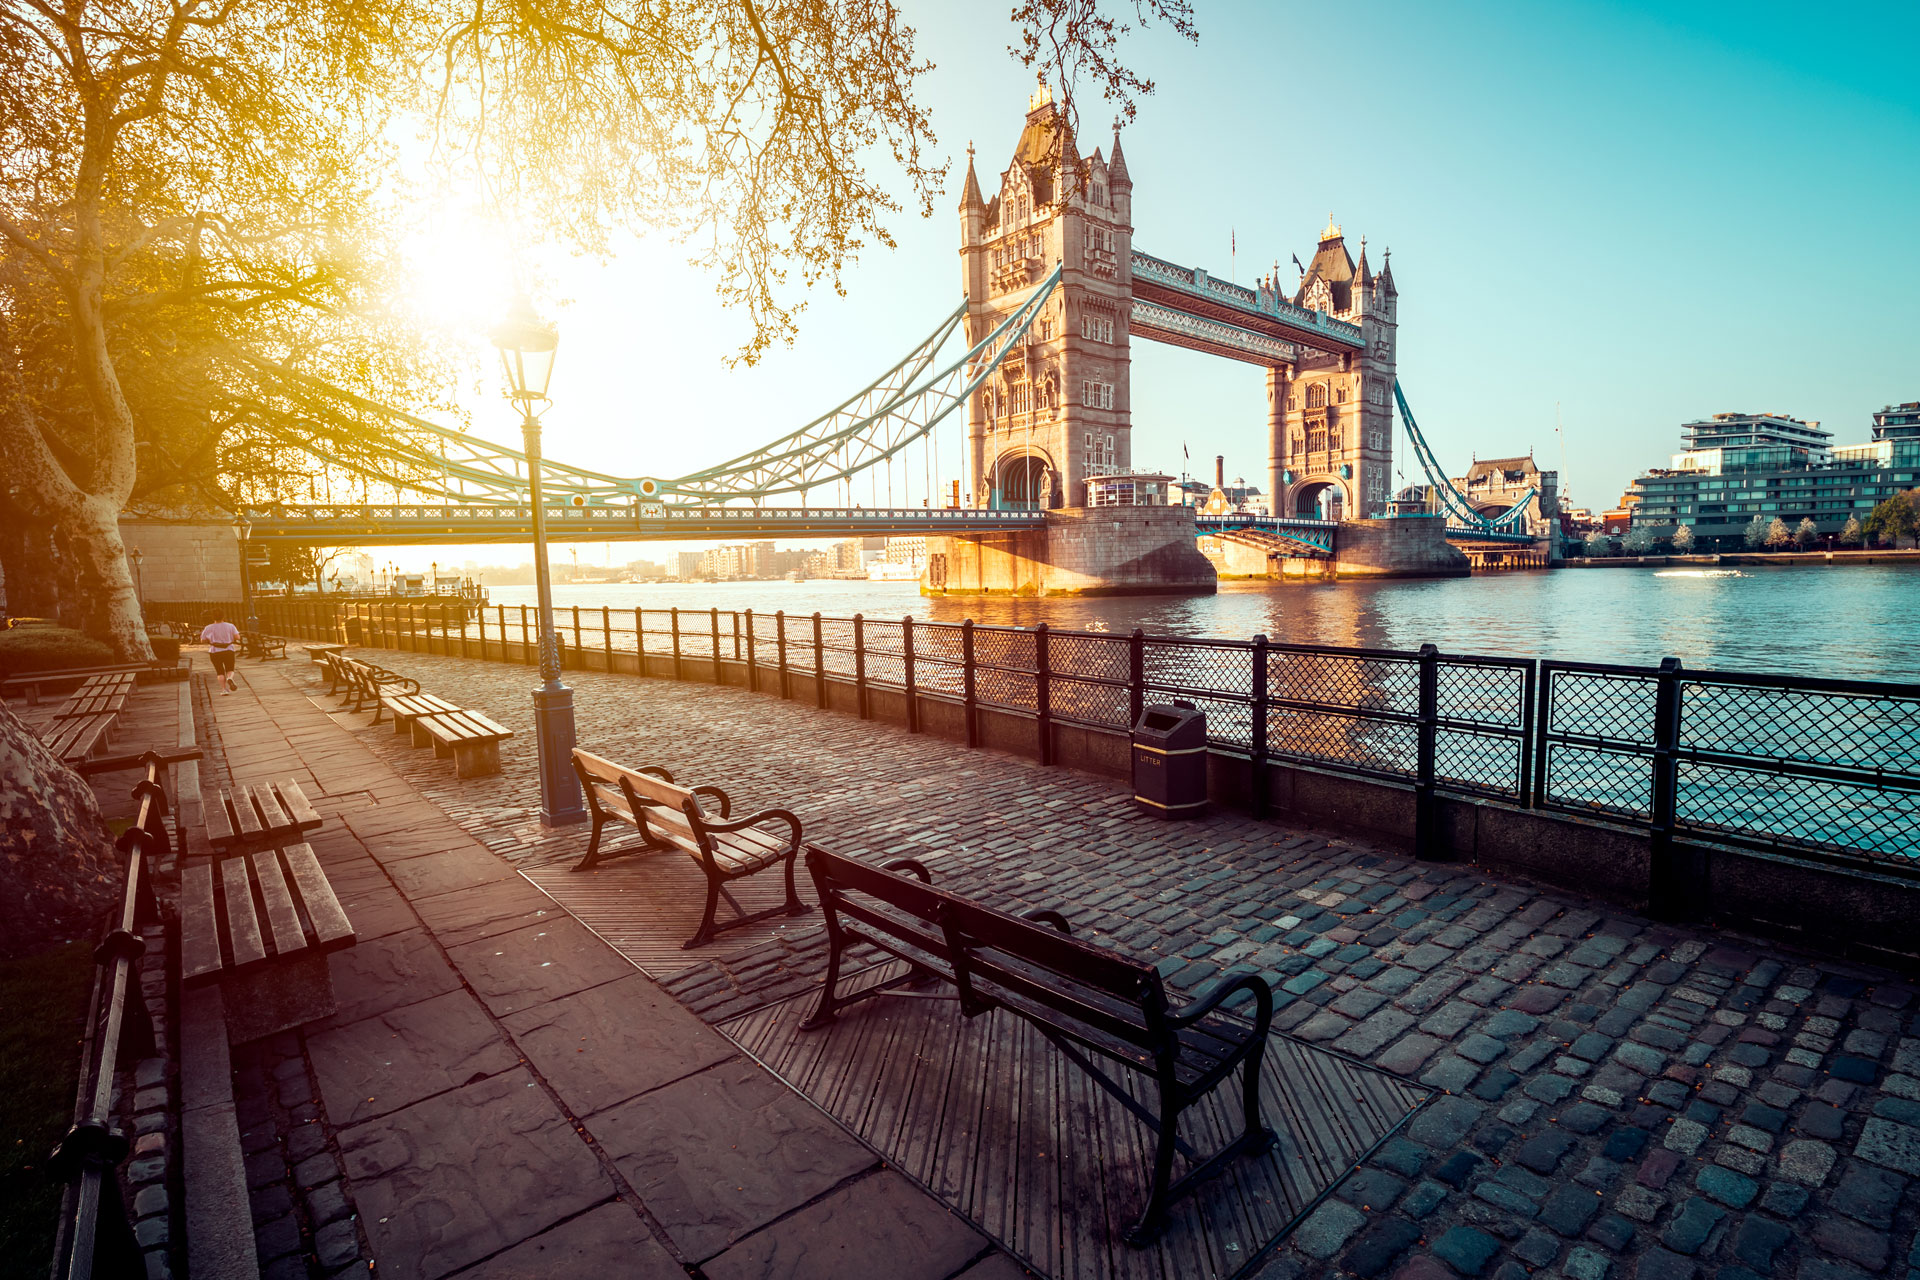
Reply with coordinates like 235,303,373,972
490,294,559,402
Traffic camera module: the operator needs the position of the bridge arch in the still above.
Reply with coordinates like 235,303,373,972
1289,475,1350,521
992,446,1058,510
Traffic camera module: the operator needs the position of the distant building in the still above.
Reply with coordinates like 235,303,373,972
676,550,703,580
1084,468,1172,506
1629,402,1920,546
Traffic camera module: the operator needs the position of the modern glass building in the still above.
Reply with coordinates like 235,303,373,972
1629,403,1919,546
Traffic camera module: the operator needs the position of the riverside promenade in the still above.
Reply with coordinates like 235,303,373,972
218,649,1920,1280
197,659,1004,1280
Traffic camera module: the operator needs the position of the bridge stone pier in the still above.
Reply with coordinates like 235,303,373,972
921,506,1215,597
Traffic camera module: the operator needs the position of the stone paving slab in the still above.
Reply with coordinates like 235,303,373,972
297,648,1920,1280
196,661,1019,1280
700,1171,989,1280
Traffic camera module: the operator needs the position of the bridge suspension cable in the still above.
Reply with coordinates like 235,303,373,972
1392,381,1535,534
233,266,1063,511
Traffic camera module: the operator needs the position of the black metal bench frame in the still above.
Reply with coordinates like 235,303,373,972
327,654,419,712
801,847,1275,1245
571,751,808,948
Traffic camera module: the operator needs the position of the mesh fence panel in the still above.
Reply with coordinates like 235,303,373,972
1542,744,1653,819
1270,650,1418,715
1681,680,1920,774
915,622,966,696
1268,708,1416,776
1047,632,1130,684
862,619,907,687
1675,762,1920,864
818,618,859,677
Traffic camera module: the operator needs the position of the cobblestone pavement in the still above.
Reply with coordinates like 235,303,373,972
293,651,1920,1280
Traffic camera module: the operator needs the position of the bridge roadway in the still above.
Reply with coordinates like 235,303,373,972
241,503,1541,552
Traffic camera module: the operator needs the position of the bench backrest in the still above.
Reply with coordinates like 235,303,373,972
805,848,1170,1054
572,749,706,841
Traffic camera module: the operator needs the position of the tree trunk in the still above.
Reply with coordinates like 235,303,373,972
66,496,155,662
0,700,124,960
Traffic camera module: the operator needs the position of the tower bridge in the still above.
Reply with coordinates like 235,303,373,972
234,85,1557,593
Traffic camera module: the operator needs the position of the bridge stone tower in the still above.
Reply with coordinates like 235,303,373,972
959,83,1132,509
1264,223,1398,520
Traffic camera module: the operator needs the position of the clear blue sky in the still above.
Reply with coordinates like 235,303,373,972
400,0,1919,568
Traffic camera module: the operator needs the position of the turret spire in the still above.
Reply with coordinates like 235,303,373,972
1107,124,1132,189
959,141,984,211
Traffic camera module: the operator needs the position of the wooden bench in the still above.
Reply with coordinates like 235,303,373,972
801,847,1276,1244
53,673,135,720
571,749,809,949
2,662,148,707
204,779,325,856
40,711,118,766
414,709,514,778
328,655,419,712
241,630,288,661
180,837,355,1043
375,690,461,736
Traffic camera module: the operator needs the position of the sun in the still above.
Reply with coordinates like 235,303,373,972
398,209,516,335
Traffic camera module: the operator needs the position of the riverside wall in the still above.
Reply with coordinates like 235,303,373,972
920,505,1217,596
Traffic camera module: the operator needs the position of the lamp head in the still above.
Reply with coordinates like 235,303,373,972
490,293,558,404
231,515,252,541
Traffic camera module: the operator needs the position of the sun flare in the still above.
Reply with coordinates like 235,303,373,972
399,212,516,335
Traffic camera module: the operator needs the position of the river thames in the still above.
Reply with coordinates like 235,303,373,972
478,562,1920,684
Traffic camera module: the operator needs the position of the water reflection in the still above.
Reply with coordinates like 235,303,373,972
484,563,1920,683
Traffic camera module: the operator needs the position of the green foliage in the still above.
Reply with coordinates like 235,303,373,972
0,626,115,677
1864,493,1920,546
1743,513,1769,549
1763,516,1792,549
0,941,92,1276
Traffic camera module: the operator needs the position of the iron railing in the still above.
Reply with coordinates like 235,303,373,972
248,597,1920,881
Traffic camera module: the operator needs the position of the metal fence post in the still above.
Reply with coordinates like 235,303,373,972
744,609,757,691
1251,634,1270,817
635,608,649,675
853,615,868,719
1647,657,1697,921
712,608,723,682
775,611,788,699
603,606,613,673
1034,623,1052,765
903,615,919,733
813,613,827,708
962,619,979,748
1129,629,1145,729
1415,643,1445,860
670,607,684,681
477,603,488,662
520,605,531,663
571,605,582,660
733,612,742,661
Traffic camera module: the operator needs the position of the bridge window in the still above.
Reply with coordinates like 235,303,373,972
1336,387,1348,404
1287,396,1297,411
1368,430,1383,450
1306,384,1327,409
1092,182,1107,206
1037,317,1054,340
1081,381,1114,409
1081,314,1114,344
1010,382,1032,415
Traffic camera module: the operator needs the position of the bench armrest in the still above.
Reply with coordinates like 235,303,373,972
1022,909,1073,935
701,806,801,849
690,784,732,819
883,858,933,884
1165,970,1273,1031
634,765,675,782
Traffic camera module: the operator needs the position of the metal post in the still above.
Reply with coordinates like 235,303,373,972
1129,629,1145,729
853,614,868,720
732,612,742,661
520,604,530,663
236,528,258,633
1414,643,1444,860
571,605,582,661
813,613,826,709
744,609,756,691
478,603,488,662
1251,634,1270,817
635,607,646,675
603,606,613,673
670,607,683,680
712,608,723,682
1647,657,1696,920
962,620,979,748
522,411,585,827
903,615,919,733
775,611,789,699
1035,623,1052,765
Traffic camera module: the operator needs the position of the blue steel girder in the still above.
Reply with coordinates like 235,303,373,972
1193,514,1336,555
1391,381,1536,534
236,503,1047,546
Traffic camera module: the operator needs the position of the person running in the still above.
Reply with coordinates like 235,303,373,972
200,610,241,693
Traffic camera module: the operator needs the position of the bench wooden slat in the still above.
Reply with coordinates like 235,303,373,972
278,779,322,830
252,782,293,834
221,856,267,969
252,849,308,959
230,788,264,840
180,862,225,983
281,842,354,948
203,786,236,847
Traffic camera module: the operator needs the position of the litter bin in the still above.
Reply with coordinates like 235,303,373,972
1133,699,1208,818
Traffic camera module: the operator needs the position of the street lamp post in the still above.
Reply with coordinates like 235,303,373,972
492,294,585,827
129,548,145,605
231,516,256,632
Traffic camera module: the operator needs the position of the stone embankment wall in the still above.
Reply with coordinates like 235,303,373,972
120,520,244,602
922,506,1216,596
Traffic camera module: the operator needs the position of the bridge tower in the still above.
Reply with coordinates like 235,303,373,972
1264,225,1398,520
959,82,1132,509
